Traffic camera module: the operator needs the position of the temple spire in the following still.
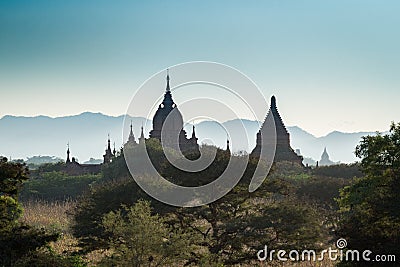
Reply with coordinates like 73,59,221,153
166,69,170,92
192,124,196,139
139,124,145,144
66,142,71,163
103,134,113,164
107,134,111,151
271,95,276,109
161,69,174,108
130,120,134,135
128,120,136,144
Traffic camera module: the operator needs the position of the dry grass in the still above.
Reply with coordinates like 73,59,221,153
21,199,81,255
21,199,75,233
21,199,108,265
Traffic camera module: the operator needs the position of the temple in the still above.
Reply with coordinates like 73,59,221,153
127,121,137,145
60,71,233,175
103,134,114,164
318,147,338,166
63,143,103,175
226,137,230,154
149,71,199,153
251,96,303,165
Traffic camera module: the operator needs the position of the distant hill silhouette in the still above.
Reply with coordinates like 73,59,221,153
0,112,381,163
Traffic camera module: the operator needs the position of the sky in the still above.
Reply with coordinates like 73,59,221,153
1,0,399,137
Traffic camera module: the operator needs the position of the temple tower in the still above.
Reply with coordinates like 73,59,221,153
66,143,71,164
127,121,137,145
103,134,114,164
319,147,336,166
149,71,199,153
251,96,303,165
139,125,145,144
226,137,231,154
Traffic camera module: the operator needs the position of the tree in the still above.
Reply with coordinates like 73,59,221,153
0,156,85,267
0,157,58,266
20,171,100,201
73,142,328,265
72,177,170,252
172,173,323,265
337,122,400,265
100,200,191,267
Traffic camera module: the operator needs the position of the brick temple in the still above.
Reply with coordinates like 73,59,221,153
251,96,303,165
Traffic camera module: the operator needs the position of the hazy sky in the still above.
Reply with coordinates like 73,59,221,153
1,0,399,137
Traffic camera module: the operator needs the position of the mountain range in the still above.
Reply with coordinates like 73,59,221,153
1,112,380,164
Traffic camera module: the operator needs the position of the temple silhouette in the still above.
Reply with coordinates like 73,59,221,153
251,95,303,165
124,72,200,154
317,147,339,166
63,72,304,175
147,71,199,153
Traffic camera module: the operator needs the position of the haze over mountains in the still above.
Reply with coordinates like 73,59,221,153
1,112,380,164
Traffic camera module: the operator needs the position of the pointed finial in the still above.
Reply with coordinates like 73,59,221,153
107,134,111,150
66,142,71,163
192,123,196,139
271,95,276,108
226,134,230,153
166,69,170,92
129,120,134,136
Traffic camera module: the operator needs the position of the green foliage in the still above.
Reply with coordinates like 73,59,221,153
73,140,328,266
296,176,349,208
72,177,175,252
173,179,323,265
0,195,23,233
0,225,61,266
36,161,66,174
72,141,349,265
101,151,130,182
14,249,87,267
355,122,400,177
0,157,28,236
100,200,191,267
337,122,400,264
0,156,29,196
161,144,231,186
0,157,61,266
312,163,363,179
20,171,100,201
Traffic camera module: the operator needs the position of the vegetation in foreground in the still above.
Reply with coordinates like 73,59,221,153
1,122,399,266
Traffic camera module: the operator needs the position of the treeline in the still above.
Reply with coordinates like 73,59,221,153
1,123,399,266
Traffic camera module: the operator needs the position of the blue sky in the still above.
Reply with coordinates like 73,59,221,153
1,0,399,136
